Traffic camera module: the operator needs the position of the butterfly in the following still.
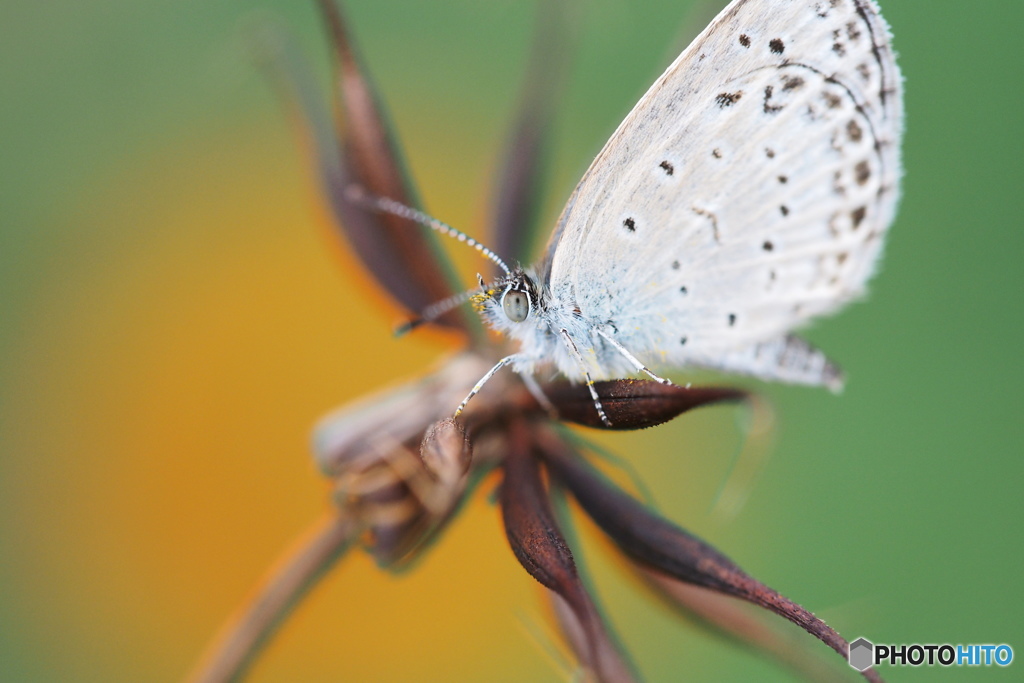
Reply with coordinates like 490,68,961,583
360,0,902,426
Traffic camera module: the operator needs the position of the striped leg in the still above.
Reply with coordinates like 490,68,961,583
596,328,672,385
518,369,557,418
559,329,611,427
454,354,521,419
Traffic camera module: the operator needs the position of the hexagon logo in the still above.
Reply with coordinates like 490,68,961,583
848,637,874,671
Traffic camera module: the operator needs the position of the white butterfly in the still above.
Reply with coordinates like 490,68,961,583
367,0,902,425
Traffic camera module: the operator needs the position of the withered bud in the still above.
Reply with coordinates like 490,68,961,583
420,418,472,484
548,379,748,430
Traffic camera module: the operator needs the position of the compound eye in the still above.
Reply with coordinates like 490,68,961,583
501,289,530,323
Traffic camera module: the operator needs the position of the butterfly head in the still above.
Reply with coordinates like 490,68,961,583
471,268,545,335
500,273,535,323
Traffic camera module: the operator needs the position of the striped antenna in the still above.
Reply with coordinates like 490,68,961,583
394,286,482,337
345,185,511,274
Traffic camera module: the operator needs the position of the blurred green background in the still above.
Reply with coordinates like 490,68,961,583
1,1,1021,681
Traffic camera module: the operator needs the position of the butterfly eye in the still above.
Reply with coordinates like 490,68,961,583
501,289,530,323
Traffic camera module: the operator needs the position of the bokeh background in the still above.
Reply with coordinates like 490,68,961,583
2,1,1021,681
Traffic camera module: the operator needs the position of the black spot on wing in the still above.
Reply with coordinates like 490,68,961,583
855,160,871,185
715,91,743,107
847,119,863,142
851,206,867,228
815,0,844,19
782,75,804,91
739,34,751,48
623,217,636,232
832,171,846,196
769,38,785,54
659,160,674,175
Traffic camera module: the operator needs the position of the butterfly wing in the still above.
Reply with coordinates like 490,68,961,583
544,0,902,385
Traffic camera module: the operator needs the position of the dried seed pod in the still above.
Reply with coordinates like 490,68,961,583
500,423,637,683
313,353,494,476
420,418,472,484
548,378,747,429
315,0,467,329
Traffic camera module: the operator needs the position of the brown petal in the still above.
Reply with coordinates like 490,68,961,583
539,437,883,681
333,452,425,566
489,1,576,269
547,379,747,430
638,566,848,681
316,0,468,330
500,422,637,682
420,418,472,485
339,421,474,568
250,18,344,214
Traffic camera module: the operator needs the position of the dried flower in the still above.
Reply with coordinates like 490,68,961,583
188,3,883,681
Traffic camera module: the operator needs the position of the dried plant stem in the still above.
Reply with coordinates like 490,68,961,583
186,511,360,683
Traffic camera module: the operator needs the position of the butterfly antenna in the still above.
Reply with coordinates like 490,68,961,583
345,185,511,274
393,286,481,337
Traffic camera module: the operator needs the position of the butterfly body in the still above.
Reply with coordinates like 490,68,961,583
475,266,653,382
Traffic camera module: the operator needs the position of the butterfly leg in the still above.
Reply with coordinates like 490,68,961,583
559,328,612,427
518,370,558,419
454,354,522,419
596,328,673,385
